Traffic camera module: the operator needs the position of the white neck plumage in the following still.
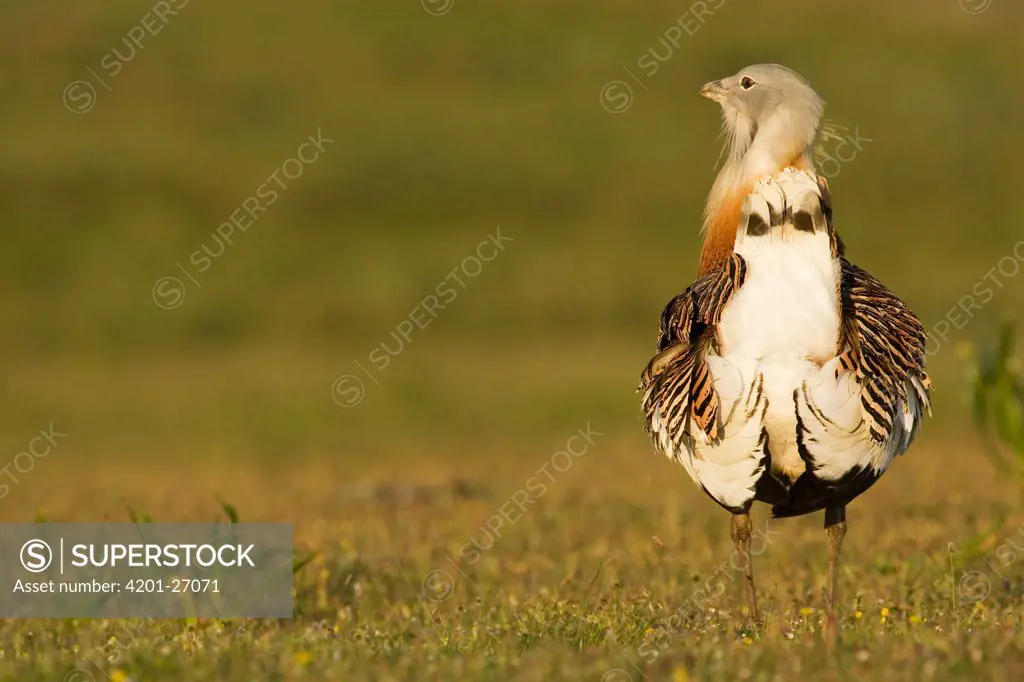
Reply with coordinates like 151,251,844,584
703,109,820,235
697,110,820,276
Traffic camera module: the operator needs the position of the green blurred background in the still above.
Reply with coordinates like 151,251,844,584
1,0,1022,506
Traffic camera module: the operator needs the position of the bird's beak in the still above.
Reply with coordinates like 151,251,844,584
699,80,726,102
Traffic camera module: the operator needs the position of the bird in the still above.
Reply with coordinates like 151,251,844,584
637,64,931,637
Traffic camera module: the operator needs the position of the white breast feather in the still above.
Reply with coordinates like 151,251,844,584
713,172,841,483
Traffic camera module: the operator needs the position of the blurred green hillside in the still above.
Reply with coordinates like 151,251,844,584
1,0,1022,470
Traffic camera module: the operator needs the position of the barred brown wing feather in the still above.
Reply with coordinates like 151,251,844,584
655,253,747,352
839,258,931,449
641,340,721,451
689,355,721,441
641,336,768,512
642,253,748,446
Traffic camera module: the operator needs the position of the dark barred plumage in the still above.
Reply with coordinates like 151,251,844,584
641,253,748,447
838,259,932,446
656,252,747,351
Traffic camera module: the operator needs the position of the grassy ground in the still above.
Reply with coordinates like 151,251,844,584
3,435,1024,681
3,0,1024,679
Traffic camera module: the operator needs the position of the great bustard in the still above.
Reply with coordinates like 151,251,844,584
638,64,931,634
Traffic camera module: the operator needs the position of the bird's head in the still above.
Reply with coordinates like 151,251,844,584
700,64,824,179
694,64,825,275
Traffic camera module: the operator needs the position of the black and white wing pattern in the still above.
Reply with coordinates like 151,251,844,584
639,254,771,513
783,258,932,516
839,258,932,449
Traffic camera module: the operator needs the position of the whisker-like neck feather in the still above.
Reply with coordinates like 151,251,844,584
703,112,757,233
698,107,820,276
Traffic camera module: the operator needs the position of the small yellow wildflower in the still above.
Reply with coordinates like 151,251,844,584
110,671,128,682
799,606,815,617
742,636,753,645
909,614,922,625
672,668,690,682
643,627,654,637
293,651,313,666
855,610,864,620
880,607,890,624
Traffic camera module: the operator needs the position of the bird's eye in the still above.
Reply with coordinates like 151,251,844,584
740,76,755,90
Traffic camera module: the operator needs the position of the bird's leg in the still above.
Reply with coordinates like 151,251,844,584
730,512,759,624
824,504,847,645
